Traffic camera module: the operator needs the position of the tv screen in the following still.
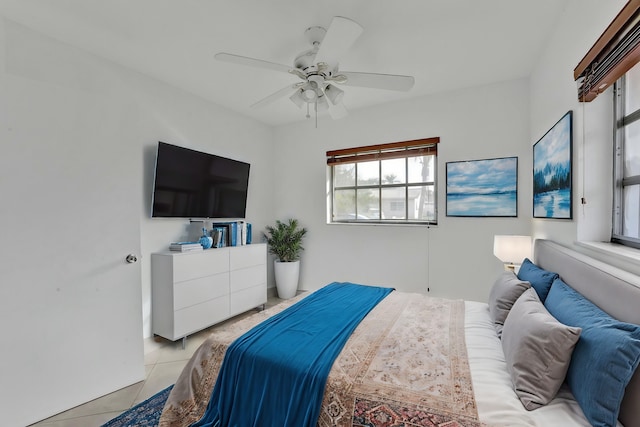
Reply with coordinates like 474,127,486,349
151,142,250,219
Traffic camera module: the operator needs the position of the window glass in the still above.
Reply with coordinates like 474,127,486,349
408,155,435,183
334,164,355,187
381,187,406,219
357,188,379,219
332,189,355,220
624,120,640,177
411,184,436,221
613,70,640,248
623,184,640,238
381,158,406,184
357,161,379,186
626,64,640,113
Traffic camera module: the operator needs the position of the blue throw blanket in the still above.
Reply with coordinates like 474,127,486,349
192,282,393,427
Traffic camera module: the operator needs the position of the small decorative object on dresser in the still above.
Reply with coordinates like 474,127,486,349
263,219,307,299
199,227,213,249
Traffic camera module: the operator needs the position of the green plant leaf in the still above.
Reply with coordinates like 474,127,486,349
263,218,308,262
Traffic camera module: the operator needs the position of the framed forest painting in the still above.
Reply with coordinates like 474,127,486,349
533,111,572,219
446,156,518,217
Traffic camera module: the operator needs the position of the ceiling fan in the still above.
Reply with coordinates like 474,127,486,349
215,16,415,121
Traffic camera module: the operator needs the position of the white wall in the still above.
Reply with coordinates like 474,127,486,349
528,0,640,275
273,79,532,302
0,17,275,347
529,0,625,246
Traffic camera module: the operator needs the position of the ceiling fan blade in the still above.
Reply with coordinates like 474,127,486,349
250,84,302,109
340,71,415,91
215,52,293,74
314,17,363,67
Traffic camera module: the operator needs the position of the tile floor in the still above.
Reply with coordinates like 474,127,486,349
30,294,283,427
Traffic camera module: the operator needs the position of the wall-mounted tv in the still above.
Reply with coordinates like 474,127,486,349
151,141,250,219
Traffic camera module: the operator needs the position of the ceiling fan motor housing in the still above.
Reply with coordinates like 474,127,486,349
294,26,327,72
294,48,317,71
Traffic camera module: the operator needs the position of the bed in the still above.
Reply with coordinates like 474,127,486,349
159,239,640,427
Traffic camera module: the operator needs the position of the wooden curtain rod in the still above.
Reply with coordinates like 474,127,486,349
326,137,439,158
326,146,437,165
574,0,640,80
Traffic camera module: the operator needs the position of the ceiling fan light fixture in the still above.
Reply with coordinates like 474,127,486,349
289,90,306,109
325,84,344,105
303,88,317,101
316,95,329,112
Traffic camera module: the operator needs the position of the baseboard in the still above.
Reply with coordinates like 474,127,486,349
267,286,277,298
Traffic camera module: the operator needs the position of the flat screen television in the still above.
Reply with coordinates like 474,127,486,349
151,141,250,219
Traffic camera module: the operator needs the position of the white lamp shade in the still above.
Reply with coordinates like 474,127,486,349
289,90,306,109
315,94,329,111
493,235,532,265
325,84,344,105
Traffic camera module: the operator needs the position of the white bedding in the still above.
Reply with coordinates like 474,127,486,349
465,300,622,427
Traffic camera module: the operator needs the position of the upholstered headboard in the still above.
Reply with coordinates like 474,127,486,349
534,239,640,427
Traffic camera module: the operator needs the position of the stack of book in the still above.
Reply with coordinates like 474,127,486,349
211,221,252,247
169,242,203,252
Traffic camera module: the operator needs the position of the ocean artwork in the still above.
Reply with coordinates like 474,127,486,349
446,156,518,217
533,111,572,219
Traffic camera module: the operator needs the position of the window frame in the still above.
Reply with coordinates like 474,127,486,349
326,138,439,225
613,73,640,249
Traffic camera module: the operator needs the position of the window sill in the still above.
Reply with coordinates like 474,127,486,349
327,221,437,228
576,242,640,265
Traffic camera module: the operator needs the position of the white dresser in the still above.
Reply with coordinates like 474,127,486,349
151,243,267,344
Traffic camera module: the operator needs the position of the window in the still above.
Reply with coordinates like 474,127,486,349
613,64,640,249
326,138,438,224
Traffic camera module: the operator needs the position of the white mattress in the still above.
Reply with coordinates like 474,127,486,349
465,300,622,427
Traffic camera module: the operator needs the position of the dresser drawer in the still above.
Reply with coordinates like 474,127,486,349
173,250,229,283
230,264,266,293
174,296,230,338
229,244,265,270
230,285,267,317
174,272,229,311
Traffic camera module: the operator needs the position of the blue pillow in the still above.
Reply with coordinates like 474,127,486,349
516,258,558,302
545,278,640,427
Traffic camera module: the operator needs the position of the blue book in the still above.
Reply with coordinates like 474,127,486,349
212,221,238,246
212,227,226,248
246,223,252,244
229,221,238,246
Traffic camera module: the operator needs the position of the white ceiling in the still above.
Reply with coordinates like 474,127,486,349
0,0,569,127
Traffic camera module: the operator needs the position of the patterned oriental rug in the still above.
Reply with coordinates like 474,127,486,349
101,385,173,427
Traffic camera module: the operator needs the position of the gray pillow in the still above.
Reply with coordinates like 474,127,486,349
488,271,531,337
501,288,582,410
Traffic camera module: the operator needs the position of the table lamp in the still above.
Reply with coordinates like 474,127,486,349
493,235,532,271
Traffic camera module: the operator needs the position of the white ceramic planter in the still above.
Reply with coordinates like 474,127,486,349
274,260,300,299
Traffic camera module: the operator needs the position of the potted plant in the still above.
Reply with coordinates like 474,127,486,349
263,219,308,299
